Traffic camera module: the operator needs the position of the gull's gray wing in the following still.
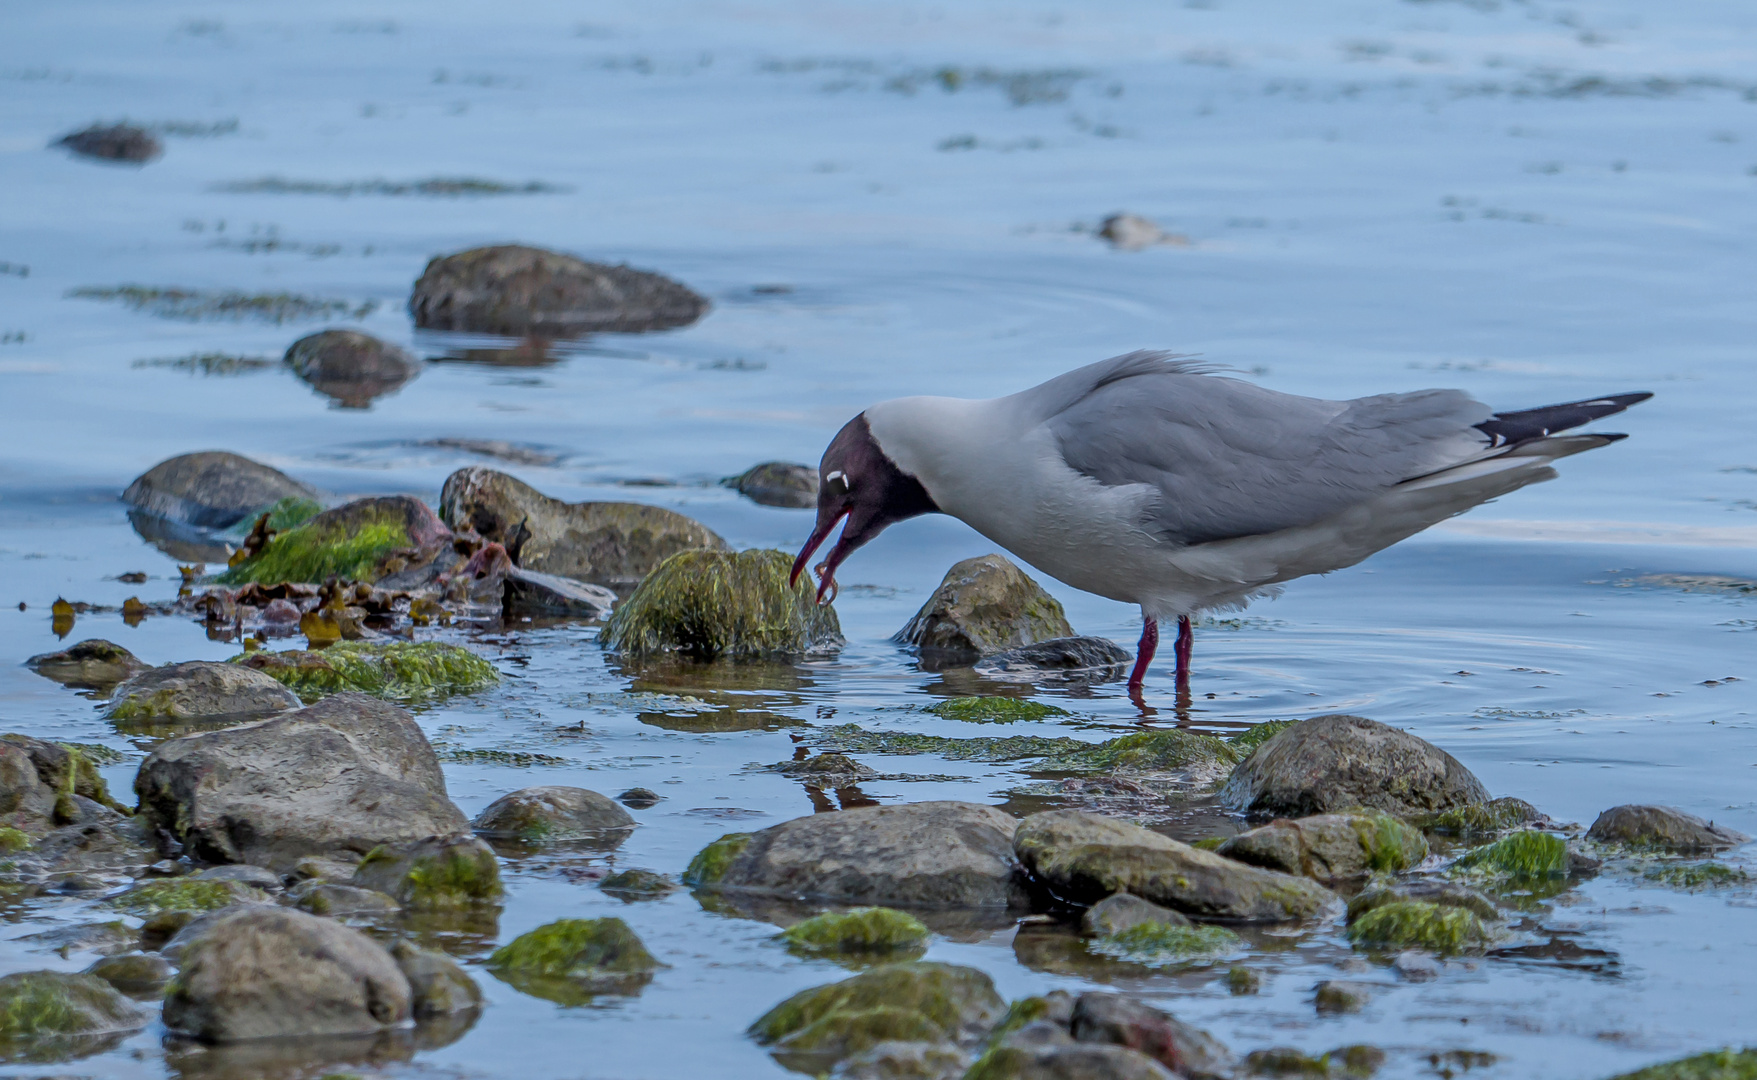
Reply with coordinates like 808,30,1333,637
1034,352,1492,545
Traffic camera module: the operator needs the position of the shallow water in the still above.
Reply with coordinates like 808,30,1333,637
3,0,1757,1077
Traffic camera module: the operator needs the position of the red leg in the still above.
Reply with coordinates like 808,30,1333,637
1173,615,1193,698
1127,617,1159,693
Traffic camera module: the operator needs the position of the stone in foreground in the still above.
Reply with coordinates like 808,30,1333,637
750,962,1004,1070
1586,805,1750,853
895,555,1075,663
1218,714,1489,820
472,785,636,841
1216,811,1428,884
969,1044,1177,1080
1082,893,1191,937
135,692,469,871
390,940,482,1018
1015,810,1334,922
105,660,301,722
694,801,1024,909
602,548,843,660
0,970,146,1058
162,907,411,1041
1070,992,1235,1080
410,244,708,336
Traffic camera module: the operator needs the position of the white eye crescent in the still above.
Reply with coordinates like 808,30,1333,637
825,470,849,495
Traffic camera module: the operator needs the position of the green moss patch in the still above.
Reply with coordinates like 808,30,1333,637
924,697,1068,724
1087,922,1242,967
1353,811,1430,873
487,918,661,1005
1345,900,1493,955
683,833,752,887
601,549,842,661
1230,719,1295,754
226,496,322,536
1644,863,1751,890
0,970,142,1050
217,515,409,586
1609,1049,1757,1080
781,908,930,959
1039,729,1239,774
354,839,503,910
748,961,1002,1062
0,829,31,855
235,641,498,703
812,724,1086,762
107,878,265,915
1451,830,1570,884
1420,797,1541,838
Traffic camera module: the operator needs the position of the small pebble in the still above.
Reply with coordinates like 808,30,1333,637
618,787,662,809
1314,979,1374,1014
1225,966,1261,995
1393,950,1442,981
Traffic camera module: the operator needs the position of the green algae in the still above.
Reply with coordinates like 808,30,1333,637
600,869,676,898
924,697,1069,724
1353,811,1430,873
234,641,498,703
226,495,322,536
0,971,142,1053
1451,830,1570,884
1609,1049,1757,1080
54,742,126,767
1040,728,1239,773
1230,719,1296,754
487,918,661,1005
106,878,265,915
69,285,376,324
748,961,1001,1061
780,908,930,961
1192,837,1226,851
983,995,1055,1048
683,833,752,887
1419,797,1540,838
1345,900,1493,955
1226,966,1261,995
1087,921,1242,967
811,724,1086,763
354,839,503,910
1644,863,1750,890
601,549,842,661
0,829,29,855
216,517,408,585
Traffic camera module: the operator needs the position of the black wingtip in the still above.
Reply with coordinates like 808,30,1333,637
1476,391,1653,447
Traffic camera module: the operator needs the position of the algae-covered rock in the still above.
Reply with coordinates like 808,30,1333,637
1607,1049,1757,1080
390,939,481,1018
439,466,728,588
1643,862,1751,890
284,328,419,409
0,970,146,1061
1587,805,1750,854
1230,720,1296,755
968,1044,1177,1080
781,908,931,962
838,1040,971,1080
1216,811,1428,884
1069,992,1236,1080
895,555,1074,663
925,697,1069,724
234,641,499,704
162,907,412,1040
1419,796,1546,838
1344,901,1494,955
56,122,162,163
1014,810,1334,922
106,660,301,722
1313,980,1372,1015
25,640,149,692
410,244,708,336
0,745,58,835
83,951,172,998
289,881,401,916
1218,714,1488,820
471,785,634,841
1346,881,1500,925
701,802,1023,910
135,692,469,871
600,868,677,899
218,494,452,585
975,636,1131,680
1226,967,1260,995
1450,830,1571,885
749,962,1005,1069
487,917,663,1004
107,877,269,915
0,734,128,826
351,834,503,910
724,461,818,509
1082,892,1191,937
1086,922,1242,968
774,752,879,789
1039,730,1240,778
602,548,842,660
123,451,319,531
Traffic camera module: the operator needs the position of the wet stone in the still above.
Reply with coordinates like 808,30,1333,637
1225,967,1260,995
1418,796,1548,838
83,951,172,998
1218,714,1489,820
25,639,148,692
1392,950,1442,981
1081,893,1191,937
618,787,662,809
0,970,147,1059
749,961,1005,1071
969,1043,1179,1080
780,907,931,962
1216,811,1428,884
602,548,843,660
1313,980,1373,1015
724,461,819,509
1069,992,1236,1080
1098,213,1186,251
105,660,302,722
17,921,137,959
895,555,1075,664
55,122,163,162
837,1040,971,1080
236,641,500,705
774,752,880,789
289,881,402,916
925,698,1068,724
107,877,270,915
503,565,618,619
487,917,663,1006
390,939,481,1018
472,786,636,841
122,450,319,531
599,868,677,899
1346,881,1501,925
218,494,453,586
975,637,1132,681
1344,901,1494,956
1586,804,1751,853
410,244,708,336
284,328,419,409
350,834,503,910
193,863,283,891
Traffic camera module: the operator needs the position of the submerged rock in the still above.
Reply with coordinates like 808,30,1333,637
1419,796,1548,838
0,734,127,830
390,939,481,1018
1069,992,1235,1080
838,1040,971,1080
1449,830,1573,885
773,752,880,789
723,462,818,509
1014,810,1334,922
235,641,499,704
107,877,269,915
780,908,931,962
1218,714,1489,820
749,962,1005,1069
439,466,727,588
975,637,1131,680
55,123,162,163
970,1044,1178,1080
162,907,412,1040
134,691,469,871
502,565,618,618
1607,1049,1757,1080
895,555,1075,663
1586,805,1750,853
0,970,146,1058
487,917,662,1005
350,834,503,910
25,639,148,692
218,494,452,586
1313,981,1373,1015
599,868,677,899
1347,881,1500,924
692,801,1023,909
289,881,401,916
409,244,708,336
1216,811,1428,884
84,952,172,998
1086,922,1242,968
472,785,635,841
1081,893,1191,937
602,548,843,660
122,451,319,531
1345,901,1494,955
925,697,1069,724
284,329,420,408
105,660,301,722
1097,213,1188,251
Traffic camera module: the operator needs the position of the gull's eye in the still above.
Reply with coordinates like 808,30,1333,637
825,470,849,496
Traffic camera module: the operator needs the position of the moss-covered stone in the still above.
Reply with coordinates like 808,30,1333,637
599,869,677,899
234,641,498,703
1608,1049,1757,1080
1087,922,1242,967
1039,729,1239,774
924,697,1069,724
106,878,267,915
683,833,752,887
0,970,145,1058
1644,863,1751,890
228,495,323,536
1419,797,1544,838
1347,882,1499,924
0,828,30,855
352,835,503,910
748,961,1004,1066
83,952,172,999
1450,830,1570,883
1218,811,1427,884
217,511,409,585
894,554,1074,660
1226,966,1260,995
1230,720,1296,755
812,725,1086,763
601,549,842,660
780,908,930,961
1344,900,1493,955
486,917,662,1005
983,995,1062,1049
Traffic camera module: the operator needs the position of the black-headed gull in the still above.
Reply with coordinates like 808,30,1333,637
791,352,1649,703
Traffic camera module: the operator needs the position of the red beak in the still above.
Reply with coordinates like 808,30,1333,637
791,507,849,603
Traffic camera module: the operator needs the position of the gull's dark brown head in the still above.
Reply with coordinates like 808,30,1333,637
791,413,940,603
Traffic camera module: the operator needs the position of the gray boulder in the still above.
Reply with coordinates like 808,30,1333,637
1218,714,1489,820
976,637,1131,680
1215,811,1428,884
439,466,727,589
723,462,818,509
105,660,301,722
134,692,469,872
503,565,618,619
895,555,1074,663
284,329,419,409
122,451,318,530
389,940,481,1018
1586,805,1750,853
1070,993,1235,1080
26,639,149,691
694,801,1024,909
1015,810,1333,922
0,741,59,834
472,786,635,841
409,244,708,336
162,907,411,1041
1081,893,1190,937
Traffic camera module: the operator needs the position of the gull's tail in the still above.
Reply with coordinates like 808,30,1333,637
1475,391,1653,448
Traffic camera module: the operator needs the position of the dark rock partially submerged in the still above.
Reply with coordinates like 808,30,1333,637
472,786,635,841
749,962,1005,1072
896,555,1075,665
1081,892,1191,937
486,917,662,1005
1069,993,1235,1080
409,244,708,336
122,451,319,531
0,970,146,1059
1215,811,1428,884
25,640,149,692
284,329,420,408
722,462,818,509
55,123,162,163
350,834,503,910
1586,805,1750,853
976,636,1131,682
